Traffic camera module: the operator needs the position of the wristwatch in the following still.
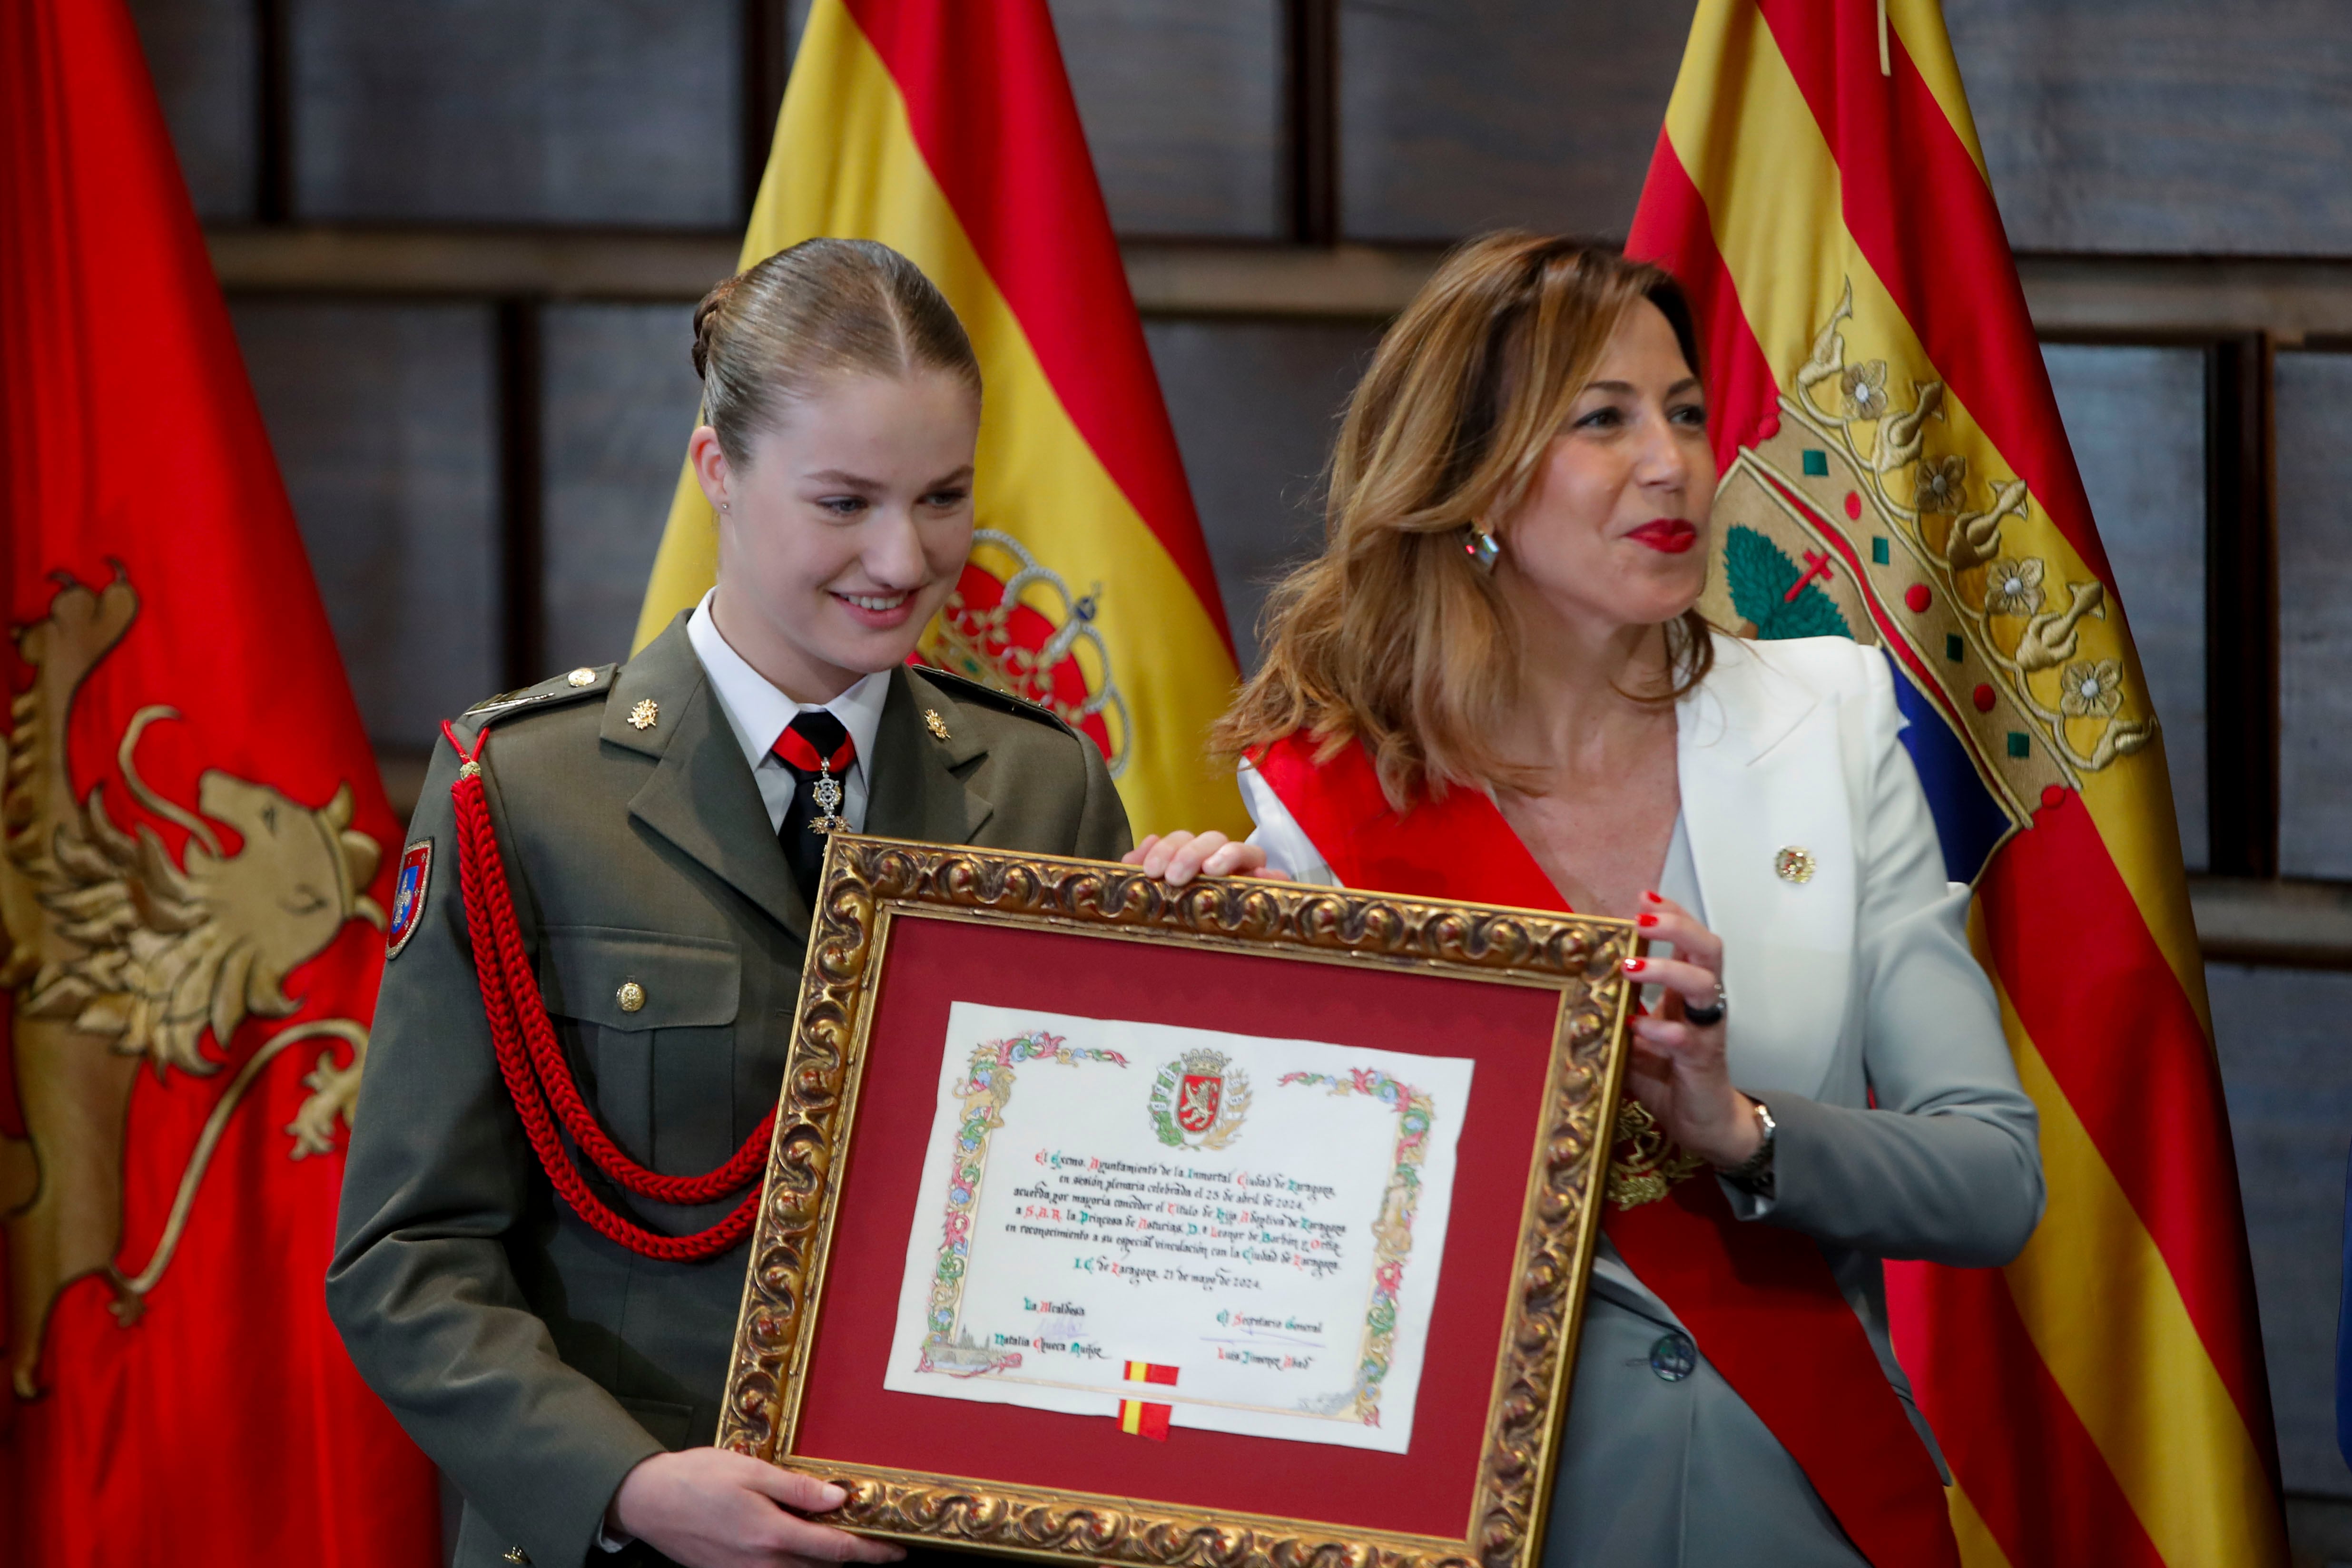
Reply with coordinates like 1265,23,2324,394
1722,1098,1777,1196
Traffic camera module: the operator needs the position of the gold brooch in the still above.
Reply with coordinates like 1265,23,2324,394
629,698,659,731
566,666,596,687
1774,846,1816,884
923,708,950,740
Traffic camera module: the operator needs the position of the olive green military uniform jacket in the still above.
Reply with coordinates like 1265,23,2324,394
328,617,1132,1568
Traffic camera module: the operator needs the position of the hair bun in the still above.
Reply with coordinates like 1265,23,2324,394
691,274,740,379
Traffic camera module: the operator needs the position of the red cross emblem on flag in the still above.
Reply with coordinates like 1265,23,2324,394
1176,1071,1222,1134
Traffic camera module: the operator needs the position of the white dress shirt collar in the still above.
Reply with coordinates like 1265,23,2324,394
685,588,889,832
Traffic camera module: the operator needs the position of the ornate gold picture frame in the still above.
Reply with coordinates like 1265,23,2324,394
720,835,1636,1568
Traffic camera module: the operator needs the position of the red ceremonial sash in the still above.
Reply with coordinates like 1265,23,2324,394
1251,733,1959,1568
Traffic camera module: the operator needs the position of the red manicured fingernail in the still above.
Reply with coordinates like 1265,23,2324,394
1623,957,1647,974
1636,913,1659,928
1643,889,1663,903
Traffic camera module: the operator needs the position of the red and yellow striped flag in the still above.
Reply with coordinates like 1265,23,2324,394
634,0,1245,838
1627,3,2286,1563
1118,1358,1178,1441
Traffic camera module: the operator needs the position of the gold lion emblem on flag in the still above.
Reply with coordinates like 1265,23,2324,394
0,571,384,1399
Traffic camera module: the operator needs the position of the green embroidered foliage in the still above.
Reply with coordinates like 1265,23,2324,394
1146,1060,1187,1147
1723,524,1854,642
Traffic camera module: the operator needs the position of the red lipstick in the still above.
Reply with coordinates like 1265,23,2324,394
1627,519,1698,555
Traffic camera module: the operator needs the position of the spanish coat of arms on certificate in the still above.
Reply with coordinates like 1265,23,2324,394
883,1001,1474,1454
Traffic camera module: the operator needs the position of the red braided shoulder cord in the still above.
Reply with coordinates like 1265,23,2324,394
440,720,772,1261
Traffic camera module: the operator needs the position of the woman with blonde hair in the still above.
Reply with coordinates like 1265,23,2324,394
1136,235,2043,1566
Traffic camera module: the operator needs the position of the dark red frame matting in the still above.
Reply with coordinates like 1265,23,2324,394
789,914,1566,1542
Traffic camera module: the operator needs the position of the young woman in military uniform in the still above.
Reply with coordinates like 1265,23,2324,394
329,239,1143,1568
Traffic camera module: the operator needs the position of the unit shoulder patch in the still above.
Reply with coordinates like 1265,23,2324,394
387,840,432,958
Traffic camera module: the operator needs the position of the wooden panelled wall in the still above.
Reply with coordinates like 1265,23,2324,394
126,0,2352,1552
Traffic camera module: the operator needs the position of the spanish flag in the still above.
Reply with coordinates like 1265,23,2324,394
1627,3,2285,1563
1118,1358,1178,1441
634,0,1245,838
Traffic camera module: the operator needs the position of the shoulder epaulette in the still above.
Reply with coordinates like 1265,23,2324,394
916,665,1078,736
456,664,618,733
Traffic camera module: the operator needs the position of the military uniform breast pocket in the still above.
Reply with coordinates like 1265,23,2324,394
539,926,743,1174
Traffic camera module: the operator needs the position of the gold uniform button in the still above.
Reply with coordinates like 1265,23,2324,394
1774,845,1817,884
616,980,646,1013
566,666,596,687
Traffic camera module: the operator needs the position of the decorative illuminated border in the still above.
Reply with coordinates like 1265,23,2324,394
1276,1068,1434,1426
914,1032,1127,1379
718,836,1637,1568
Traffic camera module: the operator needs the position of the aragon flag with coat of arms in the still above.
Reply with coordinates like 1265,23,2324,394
634,0,1248,841
1627,2,2285,1565
0,1,440,1565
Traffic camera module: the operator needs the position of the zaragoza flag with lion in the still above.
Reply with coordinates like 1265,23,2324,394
0,2,438,1565
1627,2,2286,1564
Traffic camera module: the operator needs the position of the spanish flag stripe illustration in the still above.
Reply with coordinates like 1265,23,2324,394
1118,1360,1177,1440
633,0,1245,839
1628,3,2285,1563
1116,1401,1170,1440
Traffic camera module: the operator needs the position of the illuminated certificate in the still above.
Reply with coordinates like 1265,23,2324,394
881,1002,1474,1454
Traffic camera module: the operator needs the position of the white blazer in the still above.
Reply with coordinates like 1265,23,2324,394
1241,633,2038,1193
1241,633,2045,1567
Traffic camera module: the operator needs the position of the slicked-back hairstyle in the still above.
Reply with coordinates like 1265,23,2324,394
1214,232,1713,810
691,237,981,465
